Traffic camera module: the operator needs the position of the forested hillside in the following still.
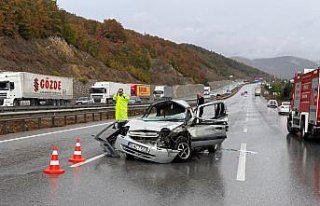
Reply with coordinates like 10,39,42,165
0,0,269,84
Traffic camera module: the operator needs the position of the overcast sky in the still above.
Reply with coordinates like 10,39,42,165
58,0,320,61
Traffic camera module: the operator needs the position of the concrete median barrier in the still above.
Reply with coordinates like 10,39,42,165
173,84,204,98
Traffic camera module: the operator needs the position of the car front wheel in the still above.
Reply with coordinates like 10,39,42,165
174,137,191,162
208,143,221,153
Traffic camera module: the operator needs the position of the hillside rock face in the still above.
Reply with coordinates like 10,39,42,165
0,0,270,85
0,36,137,83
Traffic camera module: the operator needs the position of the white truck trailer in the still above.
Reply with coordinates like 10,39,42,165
90,82,131,104
0,72,73,106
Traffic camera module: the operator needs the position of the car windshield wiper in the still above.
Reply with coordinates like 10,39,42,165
142,118,167,121
165,118,185,122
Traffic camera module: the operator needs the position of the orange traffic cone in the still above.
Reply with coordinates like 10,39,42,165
69,138,86,163
43,145,65,175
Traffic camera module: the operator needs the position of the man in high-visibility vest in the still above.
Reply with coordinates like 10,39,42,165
113,88,130,128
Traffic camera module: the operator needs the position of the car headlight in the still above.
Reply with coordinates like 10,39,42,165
157,128,171,148
121,126,130,136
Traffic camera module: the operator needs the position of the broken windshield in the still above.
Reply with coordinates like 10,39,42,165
143,102,187,121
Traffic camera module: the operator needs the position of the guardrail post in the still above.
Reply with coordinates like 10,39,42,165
106,112,109,119
92,113,94,121
21,119,27,131
51,117,55,127
2,121,8,134
100,113,102,121
84,114,87,123
38,118,41,129
75,115,78,124
64,116,67,126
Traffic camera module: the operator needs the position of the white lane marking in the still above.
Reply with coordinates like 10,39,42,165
222,148,257,154
236,143,247,181
0,122,111,144
238,149,257,154
70,153,108,168
243,127,248,133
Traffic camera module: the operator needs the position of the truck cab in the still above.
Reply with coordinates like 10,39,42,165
90,83,108,104
0,80,16,106
0,73,22,106
153,86,173,101
90,82,131,104
153,86,165,100
204,86,211,98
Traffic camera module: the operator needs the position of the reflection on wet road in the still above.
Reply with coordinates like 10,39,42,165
1,84,320,205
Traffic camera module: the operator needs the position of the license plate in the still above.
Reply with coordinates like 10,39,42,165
128,142,149,153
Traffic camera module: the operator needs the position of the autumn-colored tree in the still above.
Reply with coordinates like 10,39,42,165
101,19,126,43
0,0,17,36
0,0,268,83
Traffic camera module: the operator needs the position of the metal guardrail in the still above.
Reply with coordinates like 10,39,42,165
0,104,149,134
0,83,241,113
0,84,244,135
0,102,150,113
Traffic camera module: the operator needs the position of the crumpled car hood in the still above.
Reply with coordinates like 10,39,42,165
126,119,184,132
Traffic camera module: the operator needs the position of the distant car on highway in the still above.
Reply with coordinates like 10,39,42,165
278,102,290,115
241,91,248,96
128,96,142,104
225,90,232,95
267,99,278,108
75,97,94,105
215,94,222,100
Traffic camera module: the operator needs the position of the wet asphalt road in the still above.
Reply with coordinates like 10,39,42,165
1,84,320,206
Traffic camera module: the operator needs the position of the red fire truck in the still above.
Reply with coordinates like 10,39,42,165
288,68,320,138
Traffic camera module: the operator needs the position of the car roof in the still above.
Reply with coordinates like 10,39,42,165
152,100,191,108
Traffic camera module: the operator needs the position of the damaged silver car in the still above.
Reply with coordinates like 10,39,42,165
94,100,228,163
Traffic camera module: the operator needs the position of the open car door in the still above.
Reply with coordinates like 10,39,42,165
188,101,228,146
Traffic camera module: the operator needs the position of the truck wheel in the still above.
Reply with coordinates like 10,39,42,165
174,137,191,162
13,99,19,107
30,99,38,106
287,118,294,134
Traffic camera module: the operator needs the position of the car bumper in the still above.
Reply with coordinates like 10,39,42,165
114,135,180,163
278,109,289,114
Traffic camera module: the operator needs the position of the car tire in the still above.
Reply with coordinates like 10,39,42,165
174,137,191,162
125,153,135,160
208,143,221,153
